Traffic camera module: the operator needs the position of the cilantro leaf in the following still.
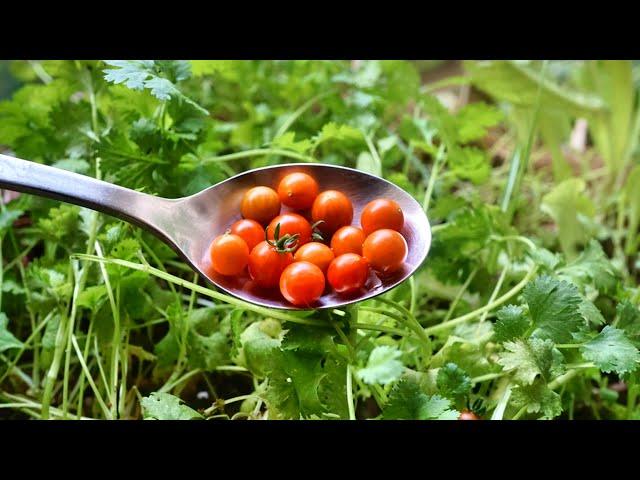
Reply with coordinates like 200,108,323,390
436,362,472,397
270,132,313,154
141,392,203,420
447,146,490,184
498,338,564,385
357,345,404,386
580,326,640,375
384,377,458,420
558,240,617,292
0,313,23,353
511,379,562,419
617,301,640,340
493,305,530,343
454,102,503,143
524,275,584,343
103,60,208,115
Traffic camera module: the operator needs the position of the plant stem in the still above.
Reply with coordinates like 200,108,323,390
202,148,316,164
346,364,356,420
422,144,446,212
424,264,537,336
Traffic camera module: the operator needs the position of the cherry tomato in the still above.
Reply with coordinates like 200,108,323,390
327,253,369,294
277,172,319,210
209,234,249,276
360,198,404,235
266,213,312,247
230,219,265,251
241,186,281,225
280,261,325,306
331,226,365,257
294,242,335,273
311,190,353,236
248,241,293,288
362,229,407,274
458,410,480,420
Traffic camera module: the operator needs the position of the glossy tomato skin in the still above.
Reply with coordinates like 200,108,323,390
294,242,335,273
241,186,281,225
277,172,319,210
248,241,293,288
458,410,480,420
311,190,353,236
210,234,250,276
331,226,365,257
280,261,325,306
327,253,369,294
266,213,312,246
362,229,407,274
360,198,404,235
230,219,265,251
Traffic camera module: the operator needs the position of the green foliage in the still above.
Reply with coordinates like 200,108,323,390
1,60,639,421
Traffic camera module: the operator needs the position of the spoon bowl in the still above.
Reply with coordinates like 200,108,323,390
0,155,431,310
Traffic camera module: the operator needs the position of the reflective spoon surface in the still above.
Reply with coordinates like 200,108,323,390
0,154,431,310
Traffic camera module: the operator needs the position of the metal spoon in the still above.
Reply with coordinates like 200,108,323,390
0,154,431,310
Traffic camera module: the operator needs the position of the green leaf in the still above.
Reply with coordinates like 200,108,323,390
190,60,240,80
356,151,381,177
447,146,490,184
103,60,208,115
271,132,313,154
357,345,404,386
0,313,23,353
524,275,584,343
541,178,595,257
436,362,472,397
454,102,503,143
52,158,90,174
237,320,283,377
493,305,530,343
384,377,458,420
558,240,617,292
497,338,564,385
464,60,605,116
579,299,605,326
141,392,203,420
313,122,363,148
580,326,640,375
511,379,562,419
617,301,640,340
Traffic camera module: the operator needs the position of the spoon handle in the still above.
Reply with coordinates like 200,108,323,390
0,153,178,238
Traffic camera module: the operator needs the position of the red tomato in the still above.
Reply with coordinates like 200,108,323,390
266,213,312,247
248,241,293,288
331,226,365,257
362,229,407,274
311,190,353,236
279,261,325,306
458,410,480,420
209,234,249,276
241,186,281,225
294,242,335,273
360,198,404,235
277,172,319,210
327,253,369,294
230,219,265,251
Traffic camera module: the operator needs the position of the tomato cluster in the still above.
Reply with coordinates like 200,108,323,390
208,172,409,307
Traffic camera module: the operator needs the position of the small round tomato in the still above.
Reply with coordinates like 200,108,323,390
327,253,369,294
458,410,480,420
361,198,404,235
280,261,325,306
331,226,365,257
311,190,353,236
267,213,312,246
230,219,265,251
210,234,249,276
362,229,407,274
241,186,281,225
277,172,319,210
294,242,335,273
248,241,294,288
